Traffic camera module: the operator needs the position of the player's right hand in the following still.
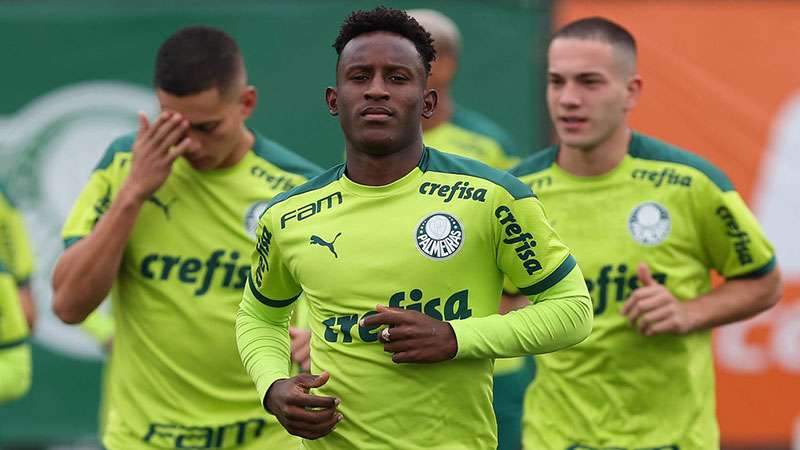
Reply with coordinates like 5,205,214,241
125,111,191,200
264,371,342,440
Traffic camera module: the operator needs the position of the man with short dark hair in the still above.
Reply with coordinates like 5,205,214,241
52,26,320,450
236,7,592,450
512,17,782,449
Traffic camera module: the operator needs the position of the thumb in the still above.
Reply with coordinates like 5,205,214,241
298,371,330,389
637,263,656,286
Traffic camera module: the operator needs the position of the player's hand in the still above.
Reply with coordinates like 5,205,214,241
124,111,191,200
361,304,458,363
264,372,342,440
622,263,692,336
289,327,311,372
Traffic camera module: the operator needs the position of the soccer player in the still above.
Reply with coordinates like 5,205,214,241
511,17,782,449
408,8,519,170
0,260,31,404
0,186,36,329
408,9,531,450
52,26,321,450
236,7,592,450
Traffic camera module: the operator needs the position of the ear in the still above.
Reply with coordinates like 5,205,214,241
240,86,257,119
421,88,438,119
624,75,642,111
325,87,339,116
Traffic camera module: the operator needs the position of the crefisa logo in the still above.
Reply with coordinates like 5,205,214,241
415,212,464,259
628,201,671,245
244,200,270,237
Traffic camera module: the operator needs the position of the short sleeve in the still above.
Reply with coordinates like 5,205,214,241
698,186,775,279
243,208,301,308
0,202,34,285
494,193,577,299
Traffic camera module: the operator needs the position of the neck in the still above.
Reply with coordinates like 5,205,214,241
557,127,632,176
422,89,452,131
218,126,254,169
345,138,424,186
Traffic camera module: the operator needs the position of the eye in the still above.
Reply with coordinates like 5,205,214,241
389,74,409,82
350,73,369,81
548,77,564,87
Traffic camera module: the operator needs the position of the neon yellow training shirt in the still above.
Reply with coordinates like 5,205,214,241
237,147,592,450
0,263,31,403
62,131,321,450
422,107,523,376
512,132,776,450
0,186,34,287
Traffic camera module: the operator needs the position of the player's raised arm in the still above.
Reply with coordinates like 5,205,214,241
52,112,190,324
448,192,592,359
236,209,341,440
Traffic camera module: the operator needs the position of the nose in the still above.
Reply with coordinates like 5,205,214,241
364,77,390,101
184,131,203,152
558,81,581,108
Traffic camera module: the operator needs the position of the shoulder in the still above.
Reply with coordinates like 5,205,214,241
509,145,558,178
451,106,518,155
629,132,733,192
422,147,533,199
251,131,323,180
94,132,135,171
263,164,344,214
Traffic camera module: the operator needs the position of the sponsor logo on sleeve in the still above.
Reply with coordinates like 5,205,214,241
495,205,542,274
716,205,753,265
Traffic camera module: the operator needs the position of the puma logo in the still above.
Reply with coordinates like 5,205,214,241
310,233,342,258
147,195,176,219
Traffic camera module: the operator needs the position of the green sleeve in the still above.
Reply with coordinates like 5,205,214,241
236,209,300,403
698,184,776,278
450,264,592,359
0,343,32,404
449,193,592,359
0,193,35,285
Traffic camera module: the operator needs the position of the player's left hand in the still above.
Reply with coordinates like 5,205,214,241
622,263,692,336
360,304,457,363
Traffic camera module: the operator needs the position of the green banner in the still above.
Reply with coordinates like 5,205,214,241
0,0,550,444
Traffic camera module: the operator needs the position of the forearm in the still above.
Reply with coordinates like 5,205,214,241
0,345,32,403
450,293,592,359
52,185,145,324
236,296,293,404
687,268,782,332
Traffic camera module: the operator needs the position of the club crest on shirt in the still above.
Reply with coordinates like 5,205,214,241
415,212,464,259
244,200,271,236
628,201,671,245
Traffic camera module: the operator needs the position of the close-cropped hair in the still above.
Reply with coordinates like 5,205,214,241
332,6,437,74
154,25,244,96
553,16,637,57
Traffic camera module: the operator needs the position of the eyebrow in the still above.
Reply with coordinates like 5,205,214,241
345,63,416,72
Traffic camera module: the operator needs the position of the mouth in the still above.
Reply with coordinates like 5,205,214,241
360,106,394,122
558,116,588,130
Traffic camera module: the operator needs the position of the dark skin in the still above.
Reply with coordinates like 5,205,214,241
265,31,458,439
